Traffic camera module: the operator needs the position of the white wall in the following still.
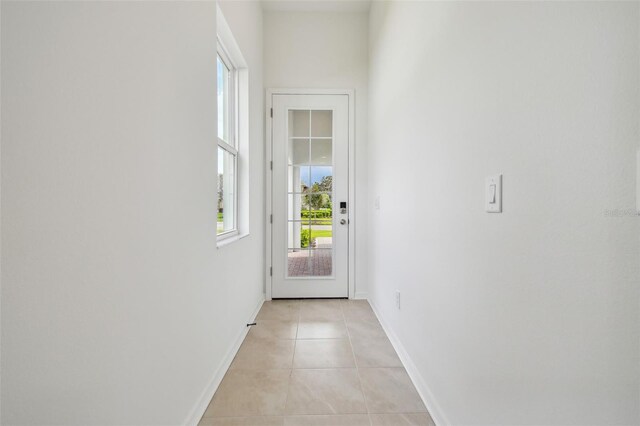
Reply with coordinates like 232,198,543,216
1,1,264,424
368,2,640,425
264,10,369,298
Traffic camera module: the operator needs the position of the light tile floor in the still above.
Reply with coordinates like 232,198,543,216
199,300,435,426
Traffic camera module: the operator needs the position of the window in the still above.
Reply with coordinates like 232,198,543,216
217,43,237,238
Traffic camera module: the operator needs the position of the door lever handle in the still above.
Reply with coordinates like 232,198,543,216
340,219,347,225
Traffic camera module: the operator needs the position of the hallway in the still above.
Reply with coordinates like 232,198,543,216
199,300,434,425
2,1,639,424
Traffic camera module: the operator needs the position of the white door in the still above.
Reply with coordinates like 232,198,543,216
271,94,349,298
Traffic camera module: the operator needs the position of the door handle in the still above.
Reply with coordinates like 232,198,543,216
340,219,347,225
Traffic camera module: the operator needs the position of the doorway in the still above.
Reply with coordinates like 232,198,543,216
267,91,353,299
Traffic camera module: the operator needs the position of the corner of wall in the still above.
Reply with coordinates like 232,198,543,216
183,296,265,426
368,299,450,426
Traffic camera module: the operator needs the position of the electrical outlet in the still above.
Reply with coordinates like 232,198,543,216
395,290,400,309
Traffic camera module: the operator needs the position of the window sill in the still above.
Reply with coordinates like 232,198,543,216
217,232,250,249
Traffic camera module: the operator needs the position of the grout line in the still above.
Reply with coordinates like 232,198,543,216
280,301,302,416
342,300,372,424
294,338,349,341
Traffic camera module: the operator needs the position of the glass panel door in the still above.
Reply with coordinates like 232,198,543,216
287,110,334,278
270,93,349,299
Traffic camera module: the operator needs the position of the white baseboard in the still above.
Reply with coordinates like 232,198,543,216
183,294,265,426
368,299,451,426
353,291,368,300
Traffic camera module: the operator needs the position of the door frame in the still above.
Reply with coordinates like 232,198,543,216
265,88,356,301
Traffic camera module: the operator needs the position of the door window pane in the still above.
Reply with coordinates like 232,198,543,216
289,110,310,137
311,110,332,137
310,139,332,165
287,193,305,221
288,249,311,277
287,221,310,250
290,138,310,165
310,249,332,276
308,166,332,191
288,165,311,192
307,194,332,223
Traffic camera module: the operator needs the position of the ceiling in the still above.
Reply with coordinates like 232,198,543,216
261,0,371,13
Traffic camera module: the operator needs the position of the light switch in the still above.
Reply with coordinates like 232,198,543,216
636,150,639,214
485,174,502,213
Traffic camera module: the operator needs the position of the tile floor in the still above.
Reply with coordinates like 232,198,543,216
199,299,434,426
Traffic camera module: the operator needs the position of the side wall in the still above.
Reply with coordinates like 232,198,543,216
0,1,264,423
368,2,640,424
264,11,369,298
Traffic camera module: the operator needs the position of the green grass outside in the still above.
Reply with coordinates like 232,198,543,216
310,229,332,239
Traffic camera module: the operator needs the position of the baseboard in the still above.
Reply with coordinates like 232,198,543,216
353,291,368,300
183,294,265,426
368,299,451,426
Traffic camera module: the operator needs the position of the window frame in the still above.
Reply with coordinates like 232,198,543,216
217,40,239,241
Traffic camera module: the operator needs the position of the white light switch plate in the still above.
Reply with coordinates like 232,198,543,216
485,174,502,213
636,150,639,214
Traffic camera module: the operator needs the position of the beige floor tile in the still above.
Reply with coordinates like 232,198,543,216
249,320,298,340
297,321,348,339
359,368,426,414
284,414,370,426
369,413,435,426
205,370,291,417
350,336,402,368
257,301,301,321
341,300,377,321
230,336,295,370
345,318,386,340
339,299,368,305
299,300,344,321
293,339,355,368
285,369,367,415
199,417,285,426
339,300,370,309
